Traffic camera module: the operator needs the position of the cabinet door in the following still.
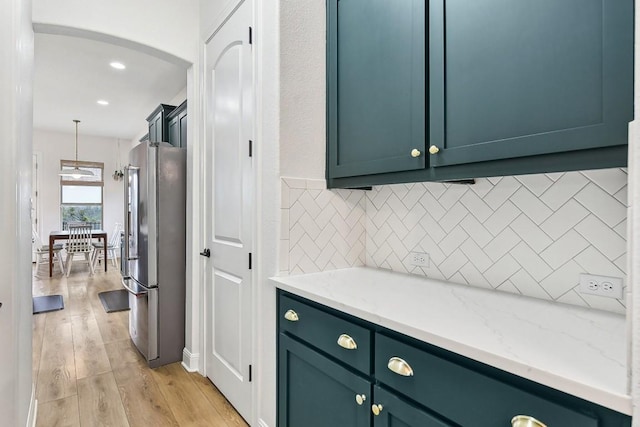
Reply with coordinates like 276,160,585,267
327,0,425,179
428,0,633,168
148,119,157,143
153,114,164,142
167,116,179,147
178,110,187,148
372,386,454,427
278,334,371,427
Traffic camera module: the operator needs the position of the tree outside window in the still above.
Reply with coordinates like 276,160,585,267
60,160,104,230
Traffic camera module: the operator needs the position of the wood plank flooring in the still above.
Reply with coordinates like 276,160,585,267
33,264,249,427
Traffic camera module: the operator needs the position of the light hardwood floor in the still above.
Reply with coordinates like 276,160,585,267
33,262,249,427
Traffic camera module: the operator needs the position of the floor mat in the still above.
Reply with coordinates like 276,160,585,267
98,289,130,313
33,295,64,314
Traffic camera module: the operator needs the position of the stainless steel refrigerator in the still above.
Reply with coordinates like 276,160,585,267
121,142,186,368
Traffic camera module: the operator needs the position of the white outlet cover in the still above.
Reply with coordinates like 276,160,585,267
409,252,429,267
579,274,623,299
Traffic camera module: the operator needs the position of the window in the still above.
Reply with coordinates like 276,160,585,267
60,160,104,230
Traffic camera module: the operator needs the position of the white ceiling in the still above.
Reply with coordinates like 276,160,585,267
34,33,188,140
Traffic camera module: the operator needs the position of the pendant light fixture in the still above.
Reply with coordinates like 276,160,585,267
59,119,94,179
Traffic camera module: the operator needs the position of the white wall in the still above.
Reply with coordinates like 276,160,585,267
32,0,199,65
279,0,326,179
0,0,35,425
33,129,129,239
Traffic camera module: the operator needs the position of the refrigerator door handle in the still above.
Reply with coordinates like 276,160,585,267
122,278,148,296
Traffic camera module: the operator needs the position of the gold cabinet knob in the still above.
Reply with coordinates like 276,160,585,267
355,394,366,405
337,334,357,350
428,145,440,155
387,357,414,377
511,415,547,427
371,404,383,416
410,148,422,158
283,309,299,322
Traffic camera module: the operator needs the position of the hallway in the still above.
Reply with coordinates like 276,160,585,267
33,266,248,427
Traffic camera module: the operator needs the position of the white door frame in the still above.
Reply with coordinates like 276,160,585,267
199,0,258,422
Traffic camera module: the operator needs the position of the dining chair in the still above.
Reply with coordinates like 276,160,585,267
65,225,95,276
92,222,122,270
32,226,65,276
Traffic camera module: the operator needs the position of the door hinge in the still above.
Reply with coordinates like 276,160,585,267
249,253,252,270
249,27,253,45
249,140,253,157
249,364,252,382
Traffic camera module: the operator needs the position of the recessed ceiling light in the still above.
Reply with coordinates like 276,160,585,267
97,100,109,106
110,61,126,70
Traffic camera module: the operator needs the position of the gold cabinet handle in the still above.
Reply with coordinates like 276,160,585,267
355,394,366,405
387,357,414,376
371,404,383,416
283,309,299,322
410,148,422,158
428,145,440,155
337,334,357,350
511,415,547,427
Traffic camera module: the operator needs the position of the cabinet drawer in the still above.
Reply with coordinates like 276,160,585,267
375,333,598,427
279,293,372,374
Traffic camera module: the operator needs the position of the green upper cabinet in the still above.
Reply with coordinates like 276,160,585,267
428,0,633,168
167,101,187,148
327,0,426,179
146,104,176,143
327,0,633,188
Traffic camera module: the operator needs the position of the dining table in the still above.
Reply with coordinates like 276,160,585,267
48,229,108,276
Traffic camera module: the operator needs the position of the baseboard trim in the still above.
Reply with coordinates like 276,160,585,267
26,386,37,427
181,348,200,372
258,419,270,427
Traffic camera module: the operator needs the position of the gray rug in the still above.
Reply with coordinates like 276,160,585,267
98,289,130,313
33,295,64,314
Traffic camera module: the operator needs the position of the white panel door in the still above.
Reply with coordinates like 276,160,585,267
204,0,253,422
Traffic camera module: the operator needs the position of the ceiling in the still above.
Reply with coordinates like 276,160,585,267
34,33,188,140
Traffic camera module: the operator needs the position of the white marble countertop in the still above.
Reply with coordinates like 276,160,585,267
271,267,631,415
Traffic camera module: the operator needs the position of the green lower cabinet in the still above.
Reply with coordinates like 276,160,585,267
371,386,453,427
278,334,371,427
277,291,632,427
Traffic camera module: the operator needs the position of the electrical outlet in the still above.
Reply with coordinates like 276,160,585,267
579,274,623,299
409,252,429,267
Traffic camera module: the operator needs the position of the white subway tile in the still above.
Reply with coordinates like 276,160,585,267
540,230,589,269
540,199,589,240
574,215,626,260
574,183,627,227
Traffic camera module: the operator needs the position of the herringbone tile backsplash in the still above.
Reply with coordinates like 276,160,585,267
281,169,627,314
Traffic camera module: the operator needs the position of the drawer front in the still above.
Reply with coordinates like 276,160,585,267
375,333,599,427
279,293,372,374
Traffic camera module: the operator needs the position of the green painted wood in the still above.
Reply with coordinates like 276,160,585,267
279,293,372,374
327,144,627,188
178,109,187,148
278,334,371,427
327,0,425,179
429,0,633,167
168,115,179,147
372,385,454,427
167,101,187,148
146,104,176,143
375,332,600,427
